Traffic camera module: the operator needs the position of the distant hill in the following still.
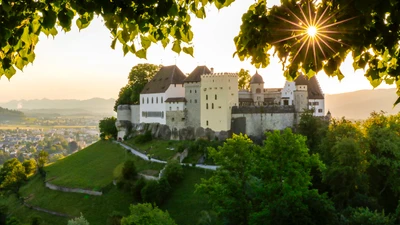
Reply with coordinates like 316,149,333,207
0,107,25,122
0,98,116,116
325,88,400,120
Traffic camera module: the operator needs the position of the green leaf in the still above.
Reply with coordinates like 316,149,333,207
183,47,194,57
21,26,31,46
394,97,400,106
110,38,117,50
2,1,12,12
15,57,25,71
49,27,58,37
135,49,147,59
140,36,151,49
172,41,181,54
123,44,129,56
4,66,16,80
161,38,170,48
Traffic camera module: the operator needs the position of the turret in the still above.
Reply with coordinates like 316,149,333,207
250,71,264,106
293,75,309,113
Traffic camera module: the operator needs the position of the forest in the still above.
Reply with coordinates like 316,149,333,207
196,111,400,225
0,107,24,122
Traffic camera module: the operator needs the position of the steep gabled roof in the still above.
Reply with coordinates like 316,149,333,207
250,71,264,84
184,66,211,83
294,74,324,99
141,65,186,94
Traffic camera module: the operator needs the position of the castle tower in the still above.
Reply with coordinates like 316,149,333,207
184,66,211,128
250,71,264,106
200,72,239,131
293,75,309,113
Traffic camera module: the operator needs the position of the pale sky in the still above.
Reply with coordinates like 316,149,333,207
0,0,395,103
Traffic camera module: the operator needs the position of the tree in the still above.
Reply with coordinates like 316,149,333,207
22,159,37,176
3,1,400,102
99,117,118,140
121,203,176,225
348,208,395,225
67,213,89,225
238,69,251,90
163,160,184,185
235,0,400,103
68,141,79,154
196,134,258,225
37,150,49,169
0,158,27,192
297,110,329,154
114,64,161,111
122,160,137,181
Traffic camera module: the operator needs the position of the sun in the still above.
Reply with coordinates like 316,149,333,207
307,26,318,37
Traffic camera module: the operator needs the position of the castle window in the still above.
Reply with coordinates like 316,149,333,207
256,88,261,94
190,90,192,93
195,99,197,103
204,88,207,91
161,97,163,103
172,118,175,122
206,103,208,109
147,98,149,104
283,100,289,105
318,109,323,113
195,90,197,93
169,107,172,111
156,97,158,103
206,95,208,100
177,107,179,110
212,103,214,109
215,95,217,100
174,84,176,87
313,102,319,106
206,121,209,126
142,98,144,104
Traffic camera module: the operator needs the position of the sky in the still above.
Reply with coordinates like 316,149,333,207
0,0,395,103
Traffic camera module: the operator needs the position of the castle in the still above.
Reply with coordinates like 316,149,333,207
116,65,329,140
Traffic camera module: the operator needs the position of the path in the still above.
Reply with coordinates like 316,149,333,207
114,141,219,171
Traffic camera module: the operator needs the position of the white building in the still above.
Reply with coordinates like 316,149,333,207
200,72,239,132
139,65,186,124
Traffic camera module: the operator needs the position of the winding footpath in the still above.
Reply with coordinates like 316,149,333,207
114,141,219,171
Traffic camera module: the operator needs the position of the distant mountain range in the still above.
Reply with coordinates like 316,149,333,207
0,98,116,116
325,88,400,120
1,89,398,120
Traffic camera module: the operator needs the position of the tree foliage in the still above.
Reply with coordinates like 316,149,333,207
37,150,49,169
121,203,176,225
67,213,90,225
22,158,37,176
0,0,234,80
114,63,161,111
0,158,27,192
238,68,251,90
235,0,400,103
99,116,118,140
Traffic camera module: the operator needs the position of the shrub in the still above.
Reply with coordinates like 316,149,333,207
158,178,171,204
141,180,160,205
134,131,152,144
163,160,184,185
132,177,147,201
67,213,90,225
122,160,137,180
108,211,124,225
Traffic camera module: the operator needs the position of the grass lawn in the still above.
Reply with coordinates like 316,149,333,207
161,167,214,225
16,175,134,225
45,141,164,190
124,139,186,161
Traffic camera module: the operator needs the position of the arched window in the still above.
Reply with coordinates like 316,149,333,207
206,103,208,109
256,88,261,94
212,103,214,109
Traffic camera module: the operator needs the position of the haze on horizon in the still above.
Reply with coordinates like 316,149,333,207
0,0,395,103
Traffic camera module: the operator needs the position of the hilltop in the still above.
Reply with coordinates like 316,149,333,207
325,88,400,120
0,98,116,116
0,107,25,122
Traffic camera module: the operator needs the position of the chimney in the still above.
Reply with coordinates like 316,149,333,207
210,67,214,73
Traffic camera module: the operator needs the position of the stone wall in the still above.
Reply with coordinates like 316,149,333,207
130,105,140,124
231,105,296,138
166,110,186,130
45,182,102,196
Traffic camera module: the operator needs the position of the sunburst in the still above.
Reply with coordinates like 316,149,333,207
271,1,356,70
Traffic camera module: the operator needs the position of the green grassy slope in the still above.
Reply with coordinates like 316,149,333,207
4,140,213,224
46,141,164,189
